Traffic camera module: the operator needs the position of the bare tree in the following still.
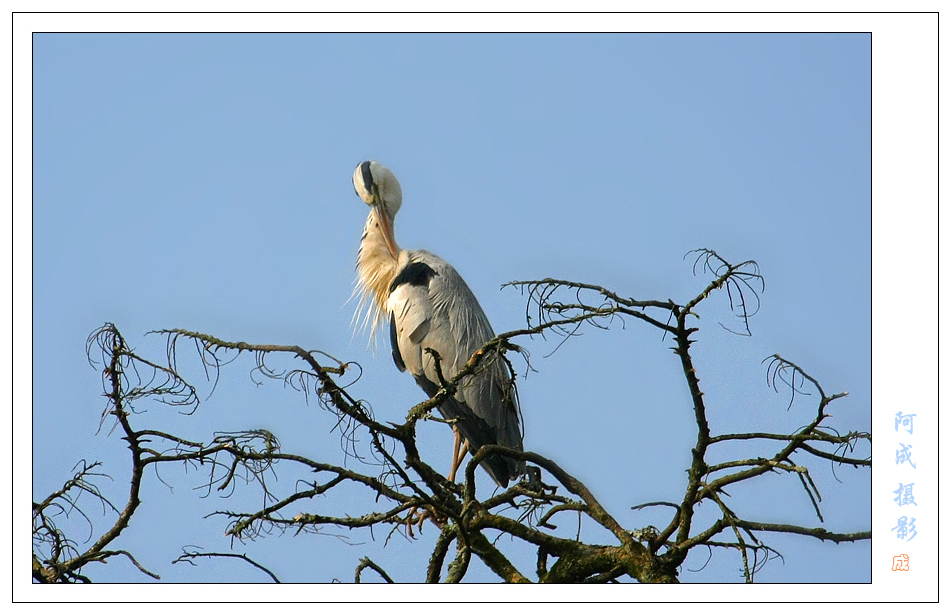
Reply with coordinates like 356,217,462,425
32,249,870,584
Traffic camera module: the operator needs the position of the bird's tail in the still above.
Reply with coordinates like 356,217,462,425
477,449,523,489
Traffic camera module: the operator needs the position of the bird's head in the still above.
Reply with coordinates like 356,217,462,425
353,160,403,218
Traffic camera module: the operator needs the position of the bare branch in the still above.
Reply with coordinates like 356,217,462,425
355,557,395,583
174,548,280,582
37,247,869,583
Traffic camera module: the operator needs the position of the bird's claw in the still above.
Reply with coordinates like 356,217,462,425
404,506,446,538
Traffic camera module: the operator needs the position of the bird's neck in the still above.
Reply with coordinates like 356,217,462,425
355,208,402,333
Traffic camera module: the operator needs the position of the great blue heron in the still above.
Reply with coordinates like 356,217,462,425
351,160,525,487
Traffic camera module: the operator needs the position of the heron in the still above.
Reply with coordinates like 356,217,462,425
351,160,525,488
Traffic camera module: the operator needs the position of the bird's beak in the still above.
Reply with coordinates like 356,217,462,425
371,188,400,259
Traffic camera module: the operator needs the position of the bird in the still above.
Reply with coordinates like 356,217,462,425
351,160,525,488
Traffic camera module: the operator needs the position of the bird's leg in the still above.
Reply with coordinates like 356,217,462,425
404,428,470,537
447,426,470,483
448,427,462,483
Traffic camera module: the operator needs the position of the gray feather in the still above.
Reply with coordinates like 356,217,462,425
387,250,525,487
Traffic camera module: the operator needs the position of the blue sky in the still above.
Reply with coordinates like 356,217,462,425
30,32,877,587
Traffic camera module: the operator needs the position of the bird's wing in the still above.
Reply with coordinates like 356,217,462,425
387,277,432,375
388,251,524,486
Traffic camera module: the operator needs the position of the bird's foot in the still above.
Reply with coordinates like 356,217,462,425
404,506,446,538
